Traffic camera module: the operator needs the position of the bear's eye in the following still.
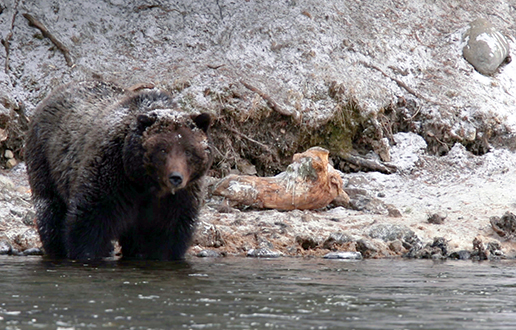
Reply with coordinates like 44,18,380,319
160,149,167,154
185,150,192,157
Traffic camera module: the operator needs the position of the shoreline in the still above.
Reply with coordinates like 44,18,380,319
2,139,515,261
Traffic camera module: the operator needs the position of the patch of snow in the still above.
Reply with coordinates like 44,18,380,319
389,132,427,172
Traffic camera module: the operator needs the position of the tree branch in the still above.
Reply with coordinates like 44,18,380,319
23,13,74,67
240,80,295,118
1,0,20,73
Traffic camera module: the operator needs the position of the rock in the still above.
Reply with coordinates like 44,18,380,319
322,232,353,250
10,249,23,256
0,240,12,255
449,250,472,260
490,212,516,238
403,239,429,258
296,235,320,250
471,237,489,260
246,248,282,258
22,210,36,226
402,232,424,252
470,237,504,260
428,213,446,224
388,240,404,253
5,158,17,169
197,249,222,258
462,18,510,75
387,205,402,218
213,147,349,210
389,133,428,172
368,224,415,242
4,149,14,159
429,237,448,257
405,237,448,259
323,252,362,260
355,239,388,259
23,247,43,256
487,241,504,259
369,224,423,257
345,188,392,215
0,175,15,190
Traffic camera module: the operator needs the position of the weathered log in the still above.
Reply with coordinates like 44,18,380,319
213,147,349,210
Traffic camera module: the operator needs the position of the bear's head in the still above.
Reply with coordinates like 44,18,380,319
136,110,212,195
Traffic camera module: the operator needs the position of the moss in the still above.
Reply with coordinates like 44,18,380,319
209,86,376,177
285,157,317,181
298,98,365,157
184,80,380,177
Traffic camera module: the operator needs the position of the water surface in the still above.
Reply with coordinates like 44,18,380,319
1,256,516,329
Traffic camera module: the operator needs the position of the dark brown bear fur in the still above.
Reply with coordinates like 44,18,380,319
25,80,213,260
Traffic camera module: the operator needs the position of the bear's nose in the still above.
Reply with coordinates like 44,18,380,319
169,172,184,187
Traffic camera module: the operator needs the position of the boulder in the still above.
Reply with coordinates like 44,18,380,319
463,18,510,75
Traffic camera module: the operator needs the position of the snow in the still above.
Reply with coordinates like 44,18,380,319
1,0,516,257
389,133,427,172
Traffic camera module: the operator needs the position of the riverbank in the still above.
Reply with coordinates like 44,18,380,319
2,136,515,260
1,0,516,260
192,138,516,260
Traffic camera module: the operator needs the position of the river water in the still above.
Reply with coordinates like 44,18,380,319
1,256,516,330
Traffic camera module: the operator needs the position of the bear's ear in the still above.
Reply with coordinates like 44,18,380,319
192,113,211,133
137,113,157,132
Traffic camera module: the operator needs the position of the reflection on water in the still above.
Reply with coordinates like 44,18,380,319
1,256,516,329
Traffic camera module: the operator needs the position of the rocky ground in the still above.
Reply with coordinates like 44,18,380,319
1,0,516,259
194,134,516,260
1,136,516,260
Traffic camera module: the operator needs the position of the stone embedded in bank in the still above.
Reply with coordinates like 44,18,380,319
462,18,510,75
0,240,12,255
197,249,222,258
323,251,363,260
246,248,282,258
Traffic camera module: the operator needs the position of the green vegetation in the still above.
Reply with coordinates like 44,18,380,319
298,98,366,157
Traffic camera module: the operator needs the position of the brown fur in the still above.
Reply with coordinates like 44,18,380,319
25,80,213,260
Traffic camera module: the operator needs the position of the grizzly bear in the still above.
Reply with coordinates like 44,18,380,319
25,80,213,260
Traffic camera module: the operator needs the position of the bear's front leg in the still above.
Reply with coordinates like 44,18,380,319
120,222,194,261
64,199,121,260
34,196,68,259
120,193,198,260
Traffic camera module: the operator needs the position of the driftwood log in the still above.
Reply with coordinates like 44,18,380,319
213,147,349,210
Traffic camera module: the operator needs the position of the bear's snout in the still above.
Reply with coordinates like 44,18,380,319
169,172,184,187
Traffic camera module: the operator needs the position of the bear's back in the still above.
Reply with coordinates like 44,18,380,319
31,80,130,140
26,80,212,261
27,80,180,200
27,81,131,196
